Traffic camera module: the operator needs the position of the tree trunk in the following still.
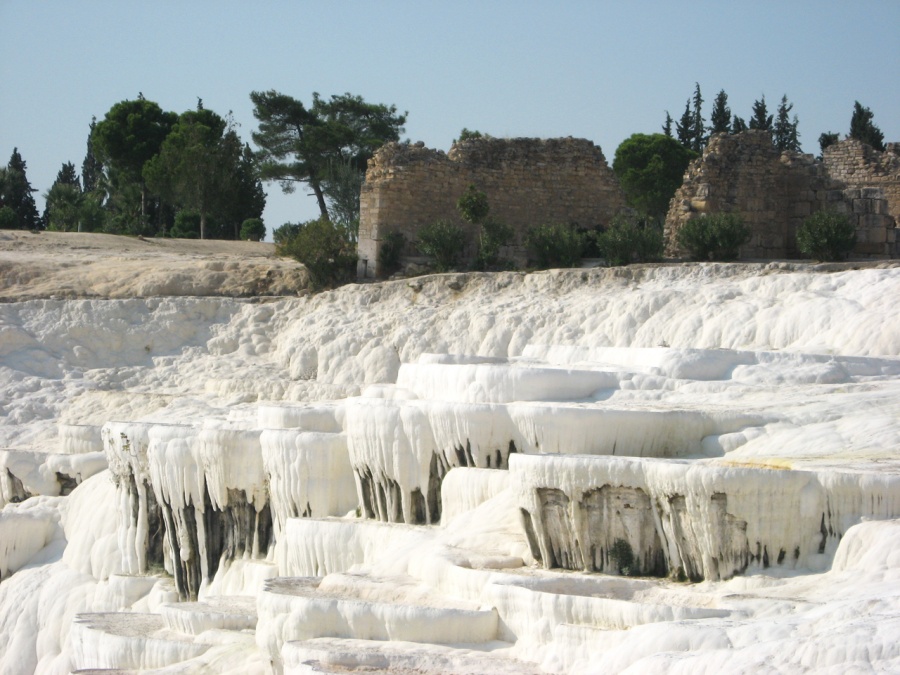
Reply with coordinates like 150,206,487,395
200,209,206,240
311,181,330,220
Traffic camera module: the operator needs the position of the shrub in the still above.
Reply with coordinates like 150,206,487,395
277,216,357,289
525,223,586,269
0,206,16,230
240,218,266,242
454,184,512,271
273,222,302,246
675,212,750,261
170,211,201,239
609,538,636,576
796,209,856,261
378,231,406,278
456,184,490,225
473,216,514,270
417,219,466,272
595,214,664,266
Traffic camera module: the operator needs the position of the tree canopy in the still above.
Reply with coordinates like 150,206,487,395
70,96,266,238
849,101,885,151
613,133,697,222
92,97,177,222
250,90,406,224
143,107,242,239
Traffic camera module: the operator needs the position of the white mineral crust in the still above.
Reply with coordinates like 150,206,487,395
0,263,899,673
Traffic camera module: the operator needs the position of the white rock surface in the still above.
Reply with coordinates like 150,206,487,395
0,258,899,674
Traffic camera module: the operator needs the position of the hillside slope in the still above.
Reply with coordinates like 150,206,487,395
0,230,309,300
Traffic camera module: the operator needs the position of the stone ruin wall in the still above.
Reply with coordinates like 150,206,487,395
666,131,899,259
357,137,626,278
823,140,900,255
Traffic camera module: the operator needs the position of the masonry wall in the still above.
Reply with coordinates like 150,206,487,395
823,140,900,256
357,137,626,278
665,131,898,260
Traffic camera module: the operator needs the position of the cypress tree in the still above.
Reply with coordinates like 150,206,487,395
749,96,773,131
81,117,104,195
676,100,693,149
5,148,41,230
690,83,705,152
773,95,801,151
44,163,84,232
662,111,673,138
709,90,731,135
731,115,748,134
55,162,81,189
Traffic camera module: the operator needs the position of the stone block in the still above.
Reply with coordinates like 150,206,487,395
855,242,884,255
869,227,887,244
853,199,874,215
792,202,811,217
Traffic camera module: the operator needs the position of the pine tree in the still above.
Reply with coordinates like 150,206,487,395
662,111,673,138
749,96,773,131
709,90,731,136
849,101,885,151
731,115,748,134
4,148,41,230
773,95,801,151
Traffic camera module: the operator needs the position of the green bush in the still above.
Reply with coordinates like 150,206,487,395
170,211,201,239
277,216,357,289
675,212,750,261
454,184,512,271
0,206,17,230
456,184,490,225
273,222,302,246
378,231,406,278
240,218,266,242
796,209,857,261
417,219,466,272
525,223,586,269
595,214,664,266
609,538,636,576
473,216,514,270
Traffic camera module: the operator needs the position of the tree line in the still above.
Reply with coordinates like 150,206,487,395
0,86,886,253
0,90,406,241
662,84,885,156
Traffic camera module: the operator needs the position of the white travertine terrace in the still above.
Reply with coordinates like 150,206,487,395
1,263,899,673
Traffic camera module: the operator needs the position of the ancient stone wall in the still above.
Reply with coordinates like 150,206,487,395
665,131,899,259
357,137,626,278
823,140,900,255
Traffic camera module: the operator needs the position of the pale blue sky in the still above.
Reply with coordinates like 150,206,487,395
2,1,898,234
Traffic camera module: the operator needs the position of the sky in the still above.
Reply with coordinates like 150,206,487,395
1,1,898,238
